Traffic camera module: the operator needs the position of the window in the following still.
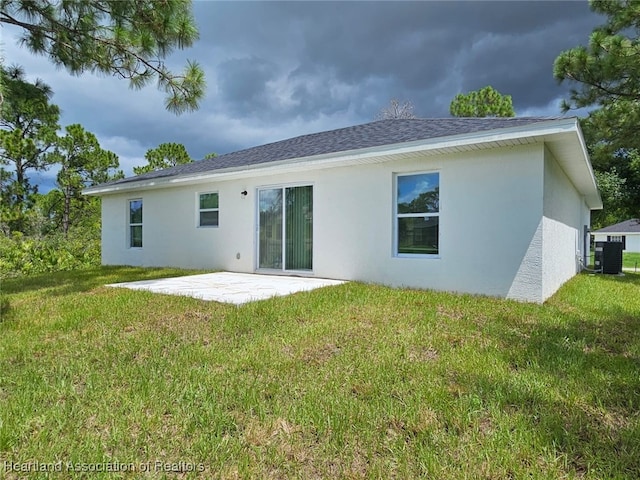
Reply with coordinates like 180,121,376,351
198,192,219,227
608,235,626,249
395,172,439,256
129,199,143,248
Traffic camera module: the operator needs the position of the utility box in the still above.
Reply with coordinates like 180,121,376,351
594,241,623,274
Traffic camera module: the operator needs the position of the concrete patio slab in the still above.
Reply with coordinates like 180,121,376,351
107,272,346,305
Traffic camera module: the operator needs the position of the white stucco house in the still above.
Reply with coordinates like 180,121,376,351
84,117,602,303
592,219,640,253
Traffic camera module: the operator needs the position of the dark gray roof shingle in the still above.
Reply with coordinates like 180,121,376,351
102,117,564,187
594,219,640,233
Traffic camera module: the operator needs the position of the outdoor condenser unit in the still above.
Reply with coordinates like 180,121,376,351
594,241,623,274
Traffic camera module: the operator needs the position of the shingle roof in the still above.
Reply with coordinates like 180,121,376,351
101,117,564,187
593,219,640,233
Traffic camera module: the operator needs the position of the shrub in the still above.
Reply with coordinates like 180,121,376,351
0,227,101,277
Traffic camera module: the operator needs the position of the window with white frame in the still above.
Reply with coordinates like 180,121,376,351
608,235,626,249
129,199,143,248
395,172,439,256
198,192,219,227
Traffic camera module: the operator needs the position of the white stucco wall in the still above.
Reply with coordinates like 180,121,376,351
592,232,640,253
314,144,546,299
101,181,256,271
628,235,640,253
540,147,590,300
99,142,580,302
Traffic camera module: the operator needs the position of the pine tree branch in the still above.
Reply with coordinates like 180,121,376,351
1,2,204,113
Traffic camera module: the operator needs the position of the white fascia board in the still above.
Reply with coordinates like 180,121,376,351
573,121,603,210
84,118,582,196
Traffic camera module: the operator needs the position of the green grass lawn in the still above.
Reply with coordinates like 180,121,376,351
587,251,640,270
624,252,640,270
1,267,639,479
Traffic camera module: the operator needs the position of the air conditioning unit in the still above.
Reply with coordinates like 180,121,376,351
594,241,623,274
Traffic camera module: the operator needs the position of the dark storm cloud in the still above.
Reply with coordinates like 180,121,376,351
190,1,603,122
453,2,603,111
216,56,280,115
287,66,350,119
288,2,465,88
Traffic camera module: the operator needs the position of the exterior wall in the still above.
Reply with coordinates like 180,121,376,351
102,182,256,270
627,234,640,252
317,144,546,300
592,233,640,253
100,143,550,301
541,146,589,300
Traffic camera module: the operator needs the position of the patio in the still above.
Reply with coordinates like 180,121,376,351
107,271,345,305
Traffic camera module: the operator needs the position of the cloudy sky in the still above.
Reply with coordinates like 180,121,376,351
4,1,604,189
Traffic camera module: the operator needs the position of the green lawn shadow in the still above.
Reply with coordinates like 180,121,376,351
1,266,207,297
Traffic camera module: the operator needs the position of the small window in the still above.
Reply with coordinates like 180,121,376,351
608,235,626,249
129,199,143,248
199,192,219,227
395,172,439,256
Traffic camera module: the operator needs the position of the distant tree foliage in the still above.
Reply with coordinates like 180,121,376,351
449,86,515,117
398,189,439,214
554,0,640,223
376,99,417,120
593,168,630,228
133,142,194,175
1,66,121,244
0,0,205,114
48,124,122,235
0,65,122,274
0,66,60,233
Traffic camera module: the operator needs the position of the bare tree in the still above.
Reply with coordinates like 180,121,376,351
375,99,417,120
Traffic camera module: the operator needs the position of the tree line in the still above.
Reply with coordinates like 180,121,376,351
0,67,116,275
1,0,205,275
0,66,201,275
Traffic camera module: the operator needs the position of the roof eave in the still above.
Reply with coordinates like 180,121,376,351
574,120,603,210
593,219,640,234
84,118,599,201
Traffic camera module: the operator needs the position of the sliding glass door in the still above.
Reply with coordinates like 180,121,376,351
258,185,313,271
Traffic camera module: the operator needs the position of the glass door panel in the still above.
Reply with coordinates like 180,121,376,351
285,186,313,271
258,188,283,269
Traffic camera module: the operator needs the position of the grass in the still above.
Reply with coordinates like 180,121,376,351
587,251,640,271
624,252,640,270
1,268,639,479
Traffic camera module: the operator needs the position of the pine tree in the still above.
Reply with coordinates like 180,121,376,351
449,86,515,117
1,0,205,113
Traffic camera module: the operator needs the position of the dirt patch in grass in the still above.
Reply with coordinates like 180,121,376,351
300,342,342,365
407,345,439,362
